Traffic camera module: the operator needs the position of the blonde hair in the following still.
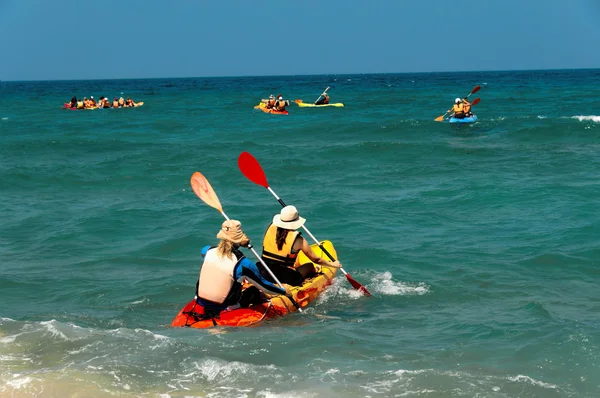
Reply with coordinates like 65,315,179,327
217,239,234,258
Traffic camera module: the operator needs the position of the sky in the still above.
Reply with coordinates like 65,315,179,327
1,0,599,81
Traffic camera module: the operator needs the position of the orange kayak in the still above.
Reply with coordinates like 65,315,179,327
171,240,338,328
254,102,288,115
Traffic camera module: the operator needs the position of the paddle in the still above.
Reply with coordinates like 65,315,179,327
237,151,372,297
435,85,481,122
314,86,330,105
190,172,303,312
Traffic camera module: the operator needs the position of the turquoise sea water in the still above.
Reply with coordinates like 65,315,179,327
1,70,600,397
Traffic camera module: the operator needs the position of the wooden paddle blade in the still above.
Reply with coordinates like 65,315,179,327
190,172,223,212
470,85,481,95
238,152,269,188
471,98,480,105
346,274,372,296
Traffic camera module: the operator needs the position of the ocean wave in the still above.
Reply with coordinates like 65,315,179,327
356,368,565,396
507,375,558,389
572,115,600,122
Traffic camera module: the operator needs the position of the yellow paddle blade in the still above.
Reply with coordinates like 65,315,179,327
190,172,223,212
293,99,303,104
435,115,445,122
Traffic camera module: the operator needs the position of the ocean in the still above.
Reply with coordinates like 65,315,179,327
1,69,599,397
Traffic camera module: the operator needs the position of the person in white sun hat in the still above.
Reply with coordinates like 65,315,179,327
195,219,291,315
260,205,341,286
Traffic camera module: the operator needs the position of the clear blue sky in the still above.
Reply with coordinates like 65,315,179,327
1,0,599,81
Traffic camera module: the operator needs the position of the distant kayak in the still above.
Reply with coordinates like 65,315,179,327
294,99,344,108
449,115,478,124
254,102,288,115
62,102,143,110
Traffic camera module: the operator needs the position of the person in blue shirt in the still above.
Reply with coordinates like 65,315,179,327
196,219,291,314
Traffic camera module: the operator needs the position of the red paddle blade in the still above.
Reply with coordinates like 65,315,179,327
346,274,372,297
470,85,481,95
471,98,480,106
190,172,224,213
238,152,269,188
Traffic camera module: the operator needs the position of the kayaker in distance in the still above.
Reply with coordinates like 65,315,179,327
315,92,330,105
260,205,342,286
448,97,467,119
463,98,473,117
274,94,289,112
195,219,291,316
263,94,276,109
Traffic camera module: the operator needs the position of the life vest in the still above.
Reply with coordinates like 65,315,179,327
197,247,241,304
267,99,276,108
77,101,84,109
275,100,287,111
463,103,471,113
452,103,465,117
261,223,300,267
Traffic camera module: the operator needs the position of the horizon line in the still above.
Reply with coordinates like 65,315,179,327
1,67,598,83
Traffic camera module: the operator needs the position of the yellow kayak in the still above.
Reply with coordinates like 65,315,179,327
294,99,344,108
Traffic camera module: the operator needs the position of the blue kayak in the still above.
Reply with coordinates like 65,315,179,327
449,115,478,124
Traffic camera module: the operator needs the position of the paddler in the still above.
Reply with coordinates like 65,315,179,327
263,94,276,109
448,97,466,119
274,94,289,112
195,220,291,315
260,205,341,286
314,92,330,105
463,98,473,117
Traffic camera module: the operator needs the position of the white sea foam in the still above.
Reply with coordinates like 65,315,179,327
573,115,600,122
507,375,558,389
372,272,429,295
537,115,547,119
40,320,69,340
394,369,429,376
193,358,278,383
0,331,25,344
0,354,33,363
6,375,32,389
257,391,315,398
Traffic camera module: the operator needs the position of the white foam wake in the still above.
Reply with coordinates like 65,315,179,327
573,115,600,122
372,272,429,296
